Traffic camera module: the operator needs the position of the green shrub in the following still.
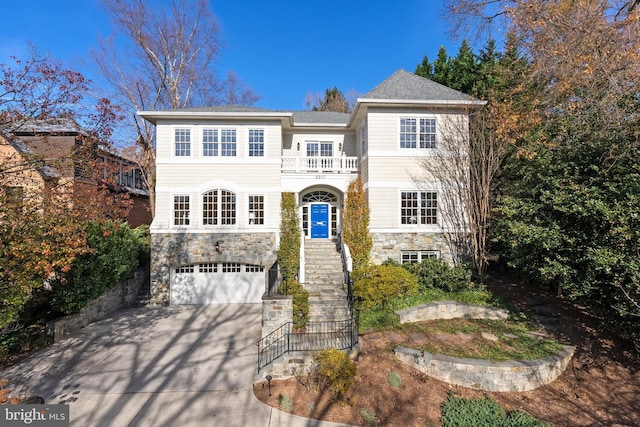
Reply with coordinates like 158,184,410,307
134,225,151,267
277,394,294,412
387,371,402,388
278,193,300,281
314,349,356,400
284,279,309,330
353,265,418,310
51,221,143,314
361,408,378,426
441,392,551,427
343,176,372,271
405,258,475,293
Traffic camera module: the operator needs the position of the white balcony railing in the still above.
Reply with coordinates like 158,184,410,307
281,156,358,173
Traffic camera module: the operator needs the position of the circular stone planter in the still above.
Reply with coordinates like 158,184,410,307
393,301,575,391
394,344,576,392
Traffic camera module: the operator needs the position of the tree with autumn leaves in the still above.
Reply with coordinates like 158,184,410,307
437,0,640,347
0,51,134,328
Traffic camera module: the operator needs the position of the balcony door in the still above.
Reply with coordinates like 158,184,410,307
306,142,333,171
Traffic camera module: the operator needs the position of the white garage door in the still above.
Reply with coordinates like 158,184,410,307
170,263,265,304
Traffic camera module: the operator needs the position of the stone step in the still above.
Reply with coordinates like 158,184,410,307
306,283,344,289
305,271,344,281
304,265,343,270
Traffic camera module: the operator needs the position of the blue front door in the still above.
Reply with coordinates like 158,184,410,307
310,204,329,238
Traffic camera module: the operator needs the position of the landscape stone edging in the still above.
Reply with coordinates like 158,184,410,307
394,344,576,392
395,300,508,323
46,267,149,341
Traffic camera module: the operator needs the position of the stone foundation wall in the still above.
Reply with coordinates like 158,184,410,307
150,232,277,305
396,301,508,323
394,344,576,392
47,267,149,341
370,232,454,265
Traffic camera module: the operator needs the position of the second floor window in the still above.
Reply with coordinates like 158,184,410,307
203,129,218,156
175,128,191,156
401,191,437,225
202,189,236,225
248,129,264,157
400,117,437,149
221,129,237,157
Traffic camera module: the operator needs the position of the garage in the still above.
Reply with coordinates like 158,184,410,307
170,262,265,304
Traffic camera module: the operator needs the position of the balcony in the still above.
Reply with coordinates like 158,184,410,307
281,156,358,174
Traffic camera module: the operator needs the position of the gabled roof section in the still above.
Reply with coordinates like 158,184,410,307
361,69,476,103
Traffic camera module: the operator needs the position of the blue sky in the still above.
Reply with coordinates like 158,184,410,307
1,0,480,110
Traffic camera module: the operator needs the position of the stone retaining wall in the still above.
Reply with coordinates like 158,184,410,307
46,267,149,341
261,295,293,339
394,344,576,392
396,301,508,323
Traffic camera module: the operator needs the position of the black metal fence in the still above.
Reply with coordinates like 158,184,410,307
257,318,358,372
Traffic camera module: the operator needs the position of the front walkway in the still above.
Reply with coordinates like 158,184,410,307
2,305,352,426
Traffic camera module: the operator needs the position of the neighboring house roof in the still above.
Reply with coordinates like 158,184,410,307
11,117,88,136
360,69,476,103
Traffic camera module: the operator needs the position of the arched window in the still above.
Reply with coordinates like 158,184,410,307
302,191,337,203
202,189,236,225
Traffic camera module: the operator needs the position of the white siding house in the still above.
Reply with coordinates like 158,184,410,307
138,70,484,305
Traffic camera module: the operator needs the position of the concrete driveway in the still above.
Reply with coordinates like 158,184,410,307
2,305,351,427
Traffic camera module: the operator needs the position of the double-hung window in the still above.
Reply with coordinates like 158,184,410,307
399,117,437,149
173,195,190,226
400,118,417,148
202,189,236,225
401,191,437,225
248,195,264,225
248,129,264,157
203,129,218,156
221,129,237,157
174,128,191,156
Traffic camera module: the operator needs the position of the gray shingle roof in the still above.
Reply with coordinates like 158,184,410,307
361,69,475,102
169,105,277,113
292,111,350,125
12,118,87,135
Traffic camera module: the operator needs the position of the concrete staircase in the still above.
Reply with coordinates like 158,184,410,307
303,239,351,322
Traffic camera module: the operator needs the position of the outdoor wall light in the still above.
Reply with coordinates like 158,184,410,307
215,241,221,253
296,142,300,151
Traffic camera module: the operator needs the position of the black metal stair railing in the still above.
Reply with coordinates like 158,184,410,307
257,318,358,372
